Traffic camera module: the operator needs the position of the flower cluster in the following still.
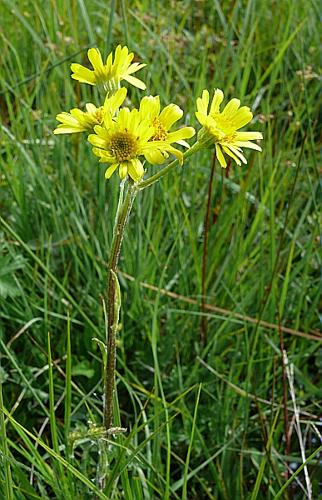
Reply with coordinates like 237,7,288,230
54,45,262,181
54,46,195,181
195,89,263,168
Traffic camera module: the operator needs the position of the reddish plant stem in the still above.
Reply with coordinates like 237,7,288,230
200,152,216,345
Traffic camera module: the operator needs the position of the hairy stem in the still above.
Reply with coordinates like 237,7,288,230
104,182,137,430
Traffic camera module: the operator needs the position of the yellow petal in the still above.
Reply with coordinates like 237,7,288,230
87,134,107,148
117,107,131,131
167,127,195,143
70,109,85,121
159,104,183,129
195,111,207,126
54,125,83,134
56,112,79,126
222,98,240,118
128,158,144,181
235,131,263,141
234,141,262,151
87,48,104,72
123,74,146,90
127,62,146,75
144,148,166,165
137,122,154,142
92,148,114,162
139,95,160,120
227,145,247,164
165,145,184,164
176,139,190,148
215,144,227,168
92,147,104,158
85,103,97,113
104,87,127,114
105,164,118,179
106,52,113,70
70,64,96,84
232,108,253,129
103,112,114,129
196,89,209,115
209,89,224,114
93,125,110,139
222,145,241,166
114,45,124,67
119,163,128,179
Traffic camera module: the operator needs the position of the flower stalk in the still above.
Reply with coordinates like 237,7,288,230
138,141,202,190
104,182,138,430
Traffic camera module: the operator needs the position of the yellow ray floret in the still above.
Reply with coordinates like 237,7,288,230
71,45,146,93
195,89,263,168
53,88,127,135
139,95,195,164
88,107,186,181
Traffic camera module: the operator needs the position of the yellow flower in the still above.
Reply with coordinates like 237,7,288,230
54,103,104,135
196,89,263,168
71,45,146,93
53,88,127,135
88,107,169,182
139,95,195,164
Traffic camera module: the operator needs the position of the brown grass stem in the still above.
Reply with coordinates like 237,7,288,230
200,152,216,345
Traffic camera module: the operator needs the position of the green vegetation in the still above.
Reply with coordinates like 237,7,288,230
0,0,321,498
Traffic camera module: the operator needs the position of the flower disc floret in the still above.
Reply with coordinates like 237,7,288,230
196,88,263,168
151,118,168,141
71,45,146,93
110,132,138,163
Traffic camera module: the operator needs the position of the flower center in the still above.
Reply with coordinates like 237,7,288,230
151,118,167,141
109,132,138,162
94,107,104,124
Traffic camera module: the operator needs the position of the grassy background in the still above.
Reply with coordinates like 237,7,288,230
0,0,321,498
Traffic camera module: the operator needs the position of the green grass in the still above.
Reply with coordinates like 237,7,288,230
0,0,321,498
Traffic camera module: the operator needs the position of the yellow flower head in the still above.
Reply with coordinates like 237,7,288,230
139,96,195,164
88,107,171,182
71,45,146,93
196,89,263,168
53,88,127,135
54,103,104,135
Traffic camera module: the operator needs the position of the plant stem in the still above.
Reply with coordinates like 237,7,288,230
200,152,216,345
104,182,137,430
